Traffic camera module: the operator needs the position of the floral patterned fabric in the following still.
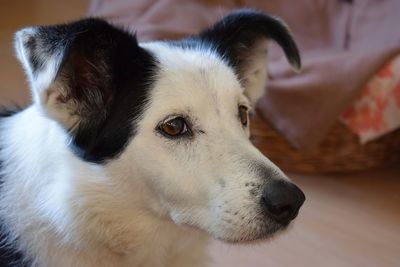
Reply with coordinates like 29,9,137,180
341,55,400,143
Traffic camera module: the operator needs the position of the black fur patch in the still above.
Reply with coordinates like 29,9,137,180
0,108,22,119
0,223,29,267
23,19,157,163
171,9,301,79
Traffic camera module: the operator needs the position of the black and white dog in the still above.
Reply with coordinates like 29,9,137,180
0,9,305,267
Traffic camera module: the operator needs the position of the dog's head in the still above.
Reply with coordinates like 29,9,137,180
15,9,304,242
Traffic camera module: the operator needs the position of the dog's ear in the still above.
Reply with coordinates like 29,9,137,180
196,9,301,103
15,18,140,130
15,18,155,162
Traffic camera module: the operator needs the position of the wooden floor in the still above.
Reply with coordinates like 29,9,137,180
0,1,399,267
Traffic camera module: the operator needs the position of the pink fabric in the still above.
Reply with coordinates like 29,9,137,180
88,0,237,40
254,0,400,149
88,0,400,150
341,55,400,143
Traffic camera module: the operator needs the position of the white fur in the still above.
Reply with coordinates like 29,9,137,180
15,28,65,104
0,41,290,266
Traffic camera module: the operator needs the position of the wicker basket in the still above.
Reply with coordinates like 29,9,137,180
250,112,400,174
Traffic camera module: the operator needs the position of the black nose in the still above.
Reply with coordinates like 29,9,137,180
261,180,305,224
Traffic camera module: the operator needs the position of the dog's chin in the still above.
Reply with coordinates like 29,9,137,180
214,220,290,244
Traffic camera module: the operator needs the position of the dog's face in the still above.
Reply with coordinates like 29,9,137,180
15,10,304,242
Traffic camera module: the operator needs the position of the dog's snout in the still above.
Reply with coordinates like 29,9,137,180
261,180,305,224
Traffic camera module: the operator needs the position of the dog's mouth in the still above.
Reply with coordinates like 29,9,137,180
214,213,293,244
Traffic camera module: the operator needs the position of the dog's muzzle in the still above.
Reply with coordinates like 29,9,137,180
261,179,305,224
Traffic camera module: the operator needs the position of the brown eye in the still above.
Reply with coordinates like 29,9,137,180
239,105,248,127
159,117,189,137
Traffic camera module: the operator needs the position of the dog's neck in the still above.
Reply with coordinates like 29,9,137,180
0,106,208,267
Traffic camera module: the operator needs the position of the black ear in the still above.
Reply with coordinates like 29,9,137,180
193,9,301,103
15,18,156,162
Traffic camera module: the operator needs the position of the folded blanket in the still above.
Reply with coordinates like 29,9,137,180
341,55,400,143
88,0,400,150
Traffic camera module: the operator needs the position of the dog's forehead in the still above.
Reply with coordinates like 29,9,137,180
141,42,244,105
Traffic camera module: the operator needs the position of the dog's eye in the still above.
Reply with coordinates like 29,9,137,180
239,105,248,127
158,117,189,138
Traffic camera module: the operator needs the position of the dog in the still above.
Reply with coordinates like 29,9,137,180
0,9,305,267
